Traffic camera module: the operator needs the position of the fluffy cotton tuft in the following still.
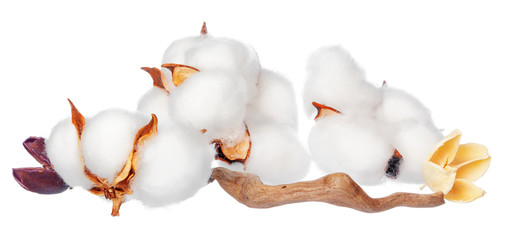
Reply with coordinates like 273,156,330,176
169,70,248,140
185,37,260,98
376,87,433,125
386,122,443,183
308,115,394,185
81,109,149,183
245,124,310,185
303,45,381,117
137,87,172,122
161,36,207,84
162,36,206,65
130,123,213,207
245,69,298,130
45,118,93,189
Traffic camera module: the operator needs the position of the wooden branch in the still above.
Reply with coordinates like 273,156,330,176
210,167,445,213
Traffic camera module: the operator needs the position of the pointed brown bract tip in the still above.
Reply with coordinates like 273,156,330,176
141,67,169,93
201,21,207,35
68,99,85,137
382,80,388,88
161,63,200,87
137,114,158,143
312,102,341,120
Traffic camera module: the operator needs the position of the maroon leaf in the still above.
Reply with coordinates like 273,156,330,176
23,137,51,168
13,167,68,194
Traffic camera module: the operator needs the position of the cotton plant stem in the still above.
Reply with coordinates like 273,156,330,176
210,167,445,213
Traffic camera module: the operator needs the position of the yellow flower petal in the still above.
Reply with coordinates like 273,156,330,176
426,129,462,167
449,143,489,168
456,156,491,182
445,179,486,202
422,161,457,194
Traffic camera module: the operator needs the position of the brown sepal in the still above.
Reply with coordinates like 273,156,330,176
141,67,170,93
212,126,252,167
161,63,200,87
68,99,85,137
312,102,341,120
201,21,208,35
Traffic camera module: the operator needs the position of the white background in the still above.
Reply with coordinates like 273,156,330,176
1,0,507,239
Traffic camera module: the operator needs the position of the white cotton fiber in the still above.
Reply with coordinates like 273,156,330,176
137,87,171,122
185,37,260,99
130,123,213,207
303,45,381,117
375,87,434,125
245,123,310,185
81,109,149,183
169,70,248,140
386,122,443,183
162,36,205,65
45,118,93,189
308,115,394,185
245,69,298,130
161,36,207,87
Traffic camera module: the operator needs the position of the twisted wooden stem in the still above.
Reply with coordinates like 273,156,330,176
210,167,444,213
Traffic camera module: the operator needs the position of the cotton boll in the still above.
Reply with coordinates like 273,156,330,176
169,70,248,140
376,87,434,125
308,115,394,185
45,119,93,189
245,124,310,185
130,123,213,207
186,37,260,99
137,87,171,122
303,45,381,117
388,122,443,183
81,109,149,183
245,69,298,130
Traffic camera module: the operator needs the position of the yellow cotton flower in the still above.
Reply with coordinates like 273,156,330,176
423,129,491,202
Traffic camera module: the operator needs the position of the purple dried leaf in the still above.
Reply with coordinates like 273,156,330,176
23,137,51,168
13,167,68,194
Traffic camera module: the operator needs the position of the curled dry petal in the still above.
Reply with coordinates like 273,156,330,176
455,156,491,182
423,162,457,194
161,63,200,87
423,129,490,203
426,129,461,167
23,136,51,168
451,143,491,182
13,167,68,194
213,127,252,165
312,101,340,120
445,179,486,202
141,67,170,93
